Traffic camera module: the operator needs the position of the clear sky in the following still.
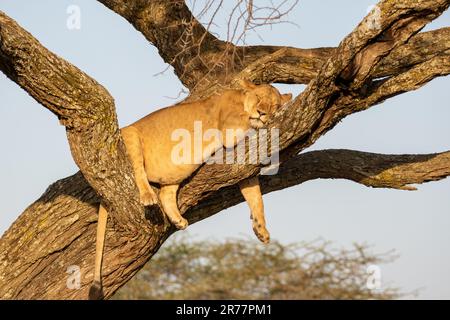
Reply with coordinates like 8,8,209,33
0,0,449,299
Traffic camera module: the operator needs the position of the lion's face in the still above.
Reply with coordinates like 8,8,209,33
240,80,292,129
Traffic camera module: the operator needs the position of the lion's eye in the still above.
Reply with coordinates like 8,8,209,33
257,110,267,116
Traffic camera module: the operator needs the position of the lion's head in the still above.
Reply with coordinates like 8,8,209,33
239,79,292,129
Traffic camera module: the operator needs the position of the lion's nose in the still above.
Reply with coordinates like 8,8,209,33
257,110,266,117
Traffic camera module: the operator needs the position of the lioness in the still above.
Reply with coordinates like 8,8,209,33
90,80,292,298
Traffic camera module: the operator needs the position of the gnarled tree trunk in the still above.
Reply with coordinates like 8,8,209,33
0,0,449,299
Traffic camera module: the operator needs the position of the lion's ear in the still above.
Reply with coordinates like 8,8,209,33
281,93,293,105
238,79,257,91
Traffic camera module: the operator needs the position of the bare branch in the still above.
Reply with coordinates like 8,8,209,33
97,0,225,89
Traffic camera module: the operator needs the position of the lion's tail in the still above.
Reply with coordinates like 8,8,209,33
89,204,108,300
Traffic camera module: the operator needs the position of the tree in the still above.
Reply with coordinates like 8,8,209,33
0,0,449,299
113,236,399,300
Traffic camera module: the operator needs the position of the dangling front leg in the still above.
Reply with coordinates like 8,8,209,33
239,176,270,244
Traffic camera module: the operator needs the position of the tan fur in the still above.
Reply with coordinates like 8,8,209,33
89,204,107,300
91,80,292,294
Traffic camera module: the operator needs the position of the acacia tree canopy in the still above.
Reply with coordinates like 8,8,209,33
0,0,449,299
114,236,399,300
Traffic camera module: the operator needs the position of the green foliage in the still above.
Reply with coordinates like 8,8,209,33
114,235,399,300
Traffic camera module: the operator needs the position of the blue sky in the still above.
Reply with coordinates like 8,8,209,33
0,1,449,299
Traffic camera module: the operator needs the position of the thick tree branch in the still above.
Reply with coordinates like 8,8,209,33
307,53,450,146
267,150,450,191
241,27,450,85
0,11,145,228
375,27,450,79
186,149,450,224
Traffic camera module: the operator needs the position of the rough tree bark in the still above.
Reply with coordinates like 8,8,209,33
0,0,449,299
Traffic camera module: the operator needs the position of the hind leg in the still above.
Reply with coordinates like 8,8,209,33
121,126,158,206
159,184,188,230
